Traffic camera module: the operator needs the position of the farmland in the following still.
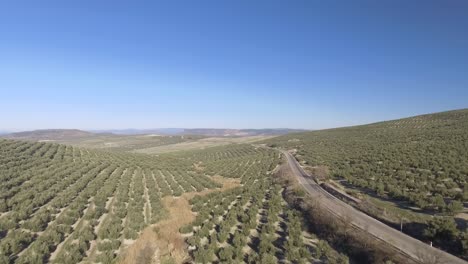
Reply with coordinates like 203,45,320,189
0,139,219,263
265,110,468,212
132,135,275,154
2,130,206,152
1,129,285,153
1,110,467,263
264,109,468,258
178,145,346,263
0,139,347,263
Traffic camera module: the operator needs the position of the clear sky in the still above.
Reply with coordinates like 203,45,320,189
1,1,467,131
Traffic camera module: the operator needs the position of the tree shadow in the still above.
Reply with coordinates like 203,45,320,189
273,219,288,261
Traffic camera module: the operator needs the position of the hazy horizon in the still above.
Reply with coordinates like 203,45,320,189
0,127,308,133
3,107,467,133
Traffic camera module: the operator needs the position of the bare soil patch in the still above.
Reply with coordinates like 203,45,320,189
119,176,240,264
133,136,274,154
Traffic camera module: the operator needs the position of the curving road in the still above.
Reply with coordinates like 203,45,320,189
282,150,467,264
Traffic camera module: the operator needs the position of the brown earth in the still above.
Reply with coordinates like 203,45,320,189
119,176,241,264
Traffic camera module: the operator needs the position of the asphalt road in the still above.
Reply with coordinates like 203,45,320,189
282,150,467,264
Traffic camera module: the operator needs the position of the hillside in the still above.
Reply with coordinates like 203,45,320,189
265,109,468,254
1,128,301,153
3,129,94,141
1,130,206,152
266,109,468,208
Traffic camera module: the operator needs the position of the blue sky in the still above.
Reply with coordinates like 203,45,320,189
1,1,467,130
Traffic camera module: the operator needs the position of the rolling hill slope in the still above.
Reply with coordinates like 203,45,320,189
266,109,468,210
3,129,94,141
1,128,303,153
1,129,206,152
265,109,468,257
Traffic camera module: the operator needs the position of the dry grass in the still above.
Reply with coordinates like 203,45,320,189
274,161,303,193
119,176,240,264
308,165,330,181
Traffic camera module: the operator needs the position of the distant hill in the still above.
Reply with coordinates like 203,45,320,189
95,128,307,136
181,128,306,136
91,128,185,135
2,129,95,141
0,127,300,151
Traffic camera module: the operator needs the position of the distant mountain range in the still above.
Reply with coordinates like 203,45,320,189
91,128,307,136
1,128,306,141
91,128,185,135
183,128,307,136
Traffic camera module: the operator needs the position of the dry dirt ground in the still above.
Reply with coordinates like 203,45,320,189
133,136,275,154
119,176,241,264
